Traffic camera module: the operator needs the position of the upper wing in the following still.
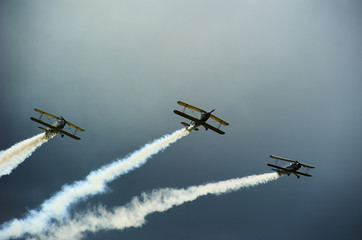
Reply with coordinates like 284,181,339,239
30,117,54,129
60,130,81,140
269,155,314,168
202,122,225,135
269,155,296,163
299,162,315,169
294,170,312,177
209,114,229,126
174,110,199,122
34,108,60,120
66,122,85,132
177,101,206,113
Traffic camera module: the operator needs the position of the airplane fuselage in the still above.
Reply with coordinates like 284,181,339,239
283,162,302,178
188,109,215,131
285,162,302,171
43,119,66,138
48,119,66,133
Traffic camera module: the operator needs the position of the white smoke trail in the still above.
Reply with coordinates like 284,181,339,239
0,129,188,240
0,133,54,178
36,172,281,240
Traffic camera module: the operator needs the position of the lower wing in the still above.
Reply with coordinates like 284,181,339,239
202,122,225,135
173,110,199,122
66,122,85,132
267,164,289,172
209,114,229,126
294,171,312,177
60,130,81,140
30,117,54,129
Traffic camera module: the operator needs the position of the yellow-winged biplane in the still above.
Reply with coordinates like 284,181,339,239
30,108,84,140
173,101,229,135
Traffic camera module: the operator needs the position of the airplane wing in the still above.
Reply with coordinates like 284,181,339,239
173,110,199,122
202,122,225,135
267,163,290,172
294,170,312,177
209,114,229,126
60,130,81,140
269,155,296,163
30,117,54,129
177,101,206,113
299,162,315,169
34,108,60,120
270,155,314,168
65,122,85,132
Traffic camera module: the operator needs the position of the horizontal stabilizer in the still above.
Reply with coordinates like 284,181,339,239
181,122,190,127
38,127,47,131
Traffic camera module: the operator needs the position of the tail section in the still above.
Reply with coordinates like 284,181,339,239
181,122,190,127
38,127,56,139
181,122,198,131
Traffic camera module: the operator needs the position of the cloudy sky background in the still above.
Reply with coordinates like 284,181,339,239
1,0,361,239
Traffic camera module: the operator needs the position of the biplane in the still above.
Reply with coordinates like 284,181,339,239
173,101,229,135
267,155,315,179
30,108,85,140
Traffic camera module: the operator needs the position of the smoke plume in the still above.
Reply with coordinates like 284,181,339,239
0,133,54,178
37,172,281,240
0,129,188,240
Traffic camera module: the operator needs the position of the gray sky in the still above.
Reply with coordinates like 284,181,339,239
1,0,362,239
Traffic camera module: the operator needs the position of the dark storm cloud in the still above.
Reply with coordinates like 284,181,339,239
0,0,361,239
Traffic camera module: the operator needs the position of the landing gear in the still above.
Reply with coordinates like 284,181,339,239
61,133,64,138
297,175,300,179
